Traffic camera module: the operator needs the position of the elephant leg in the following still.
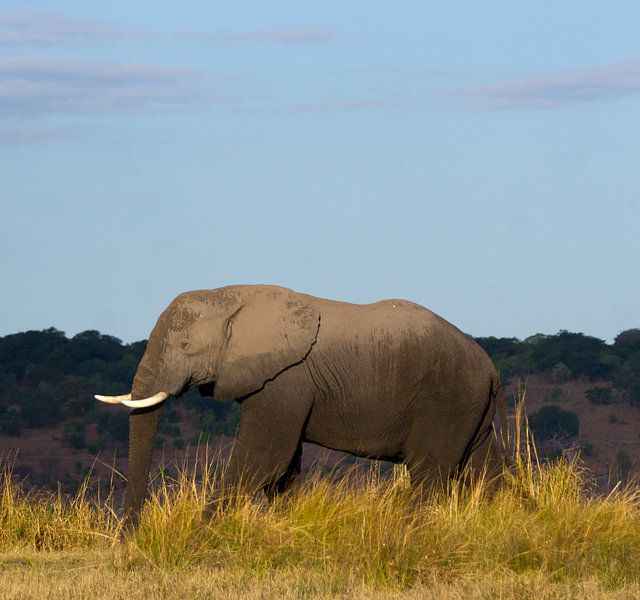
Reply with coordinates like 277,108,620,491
263,441,302,502
461,384,504,490
404,454,459,498
465,426,503,490
403,394,502,498
402,419,470,497
224,385,311,499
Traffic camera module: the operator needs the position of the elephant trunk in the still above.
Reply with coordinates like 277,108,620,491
122,352,165,529
131,351,164,400
122,404,161,530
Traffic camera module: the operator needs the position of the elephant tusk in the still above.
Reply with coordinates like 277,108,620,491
121,391,169,408
95,393,132,404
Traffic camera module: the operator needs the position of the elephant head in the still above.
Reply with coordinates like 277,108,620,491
95,285,320,526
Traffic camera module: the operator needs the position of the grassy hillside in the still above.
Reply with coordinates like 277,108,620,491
503,375,640,491
1,405,640,599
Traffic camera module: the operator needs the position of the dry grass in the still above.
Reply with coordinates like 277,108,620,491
2,397,640,598
1,553,639,599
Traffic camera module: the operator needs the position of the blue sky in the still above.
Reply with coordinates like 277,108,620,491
1,2,639,343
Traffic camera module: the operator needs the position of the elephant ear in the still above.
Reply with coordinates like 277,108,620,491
214,288,320,401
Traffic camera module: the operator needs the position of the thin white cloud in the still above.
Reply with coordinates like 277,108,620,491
451,61,640,109
0,55,211,118
183,27,333,44
0,124,78,144
0,10,333,47
288,99,388,112
0,11,123,45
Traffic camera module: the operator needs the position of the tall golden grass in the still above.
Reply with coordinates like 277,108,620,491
1,396,640,598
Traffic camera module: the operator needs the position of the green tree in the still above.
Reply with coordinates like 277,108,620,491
68,330,125,364
529,331,609,379
585,387,612,405
548,388,563,402
612,329,640,360
551,363,572,383
0,410,21,436
96,410,128,443
473,336,535,379
62,421,86,450
529,405,579,440
19,387,62,428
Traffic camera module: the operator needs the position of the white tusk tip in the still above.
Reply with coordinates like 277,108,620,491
121,391,169,409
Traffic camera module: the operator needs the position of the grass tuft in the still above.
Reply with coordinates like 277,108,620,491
1,456,118,552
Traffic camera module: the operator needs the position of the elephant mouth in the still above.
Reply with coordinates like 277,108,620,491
197,380,216,398
95,377,216,410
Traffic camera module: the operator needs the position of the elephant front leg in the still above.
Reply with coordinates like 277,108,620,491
223,388,311,501
263,441,302,502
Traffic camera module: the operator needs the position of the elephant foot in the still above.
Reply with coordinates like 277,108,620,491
117,509,140,541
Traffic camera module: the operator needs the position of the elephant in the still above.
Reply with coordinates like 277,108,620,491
96,284,505,528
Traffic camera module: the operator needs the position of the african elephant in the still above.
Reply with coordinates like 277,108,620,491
96,284,504,528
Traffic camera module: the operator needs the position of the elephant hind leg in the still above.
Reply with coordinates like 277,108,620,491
404,455,459,498
401,412,477,497
403,420,503,498
464,427,503,491
402,434,465,498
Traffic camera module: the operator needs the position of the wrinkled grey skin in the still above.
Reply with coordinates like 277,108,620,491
123,285,504,528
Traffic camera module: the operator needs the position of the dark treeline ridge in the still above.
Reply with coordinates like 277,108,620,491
0,328,239,451
0,327,639,451
474,329,640,402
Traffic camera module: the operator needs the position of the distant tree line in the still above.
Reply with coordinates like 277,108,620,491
474,329,640,405
0,328,239,447
1,327,639,447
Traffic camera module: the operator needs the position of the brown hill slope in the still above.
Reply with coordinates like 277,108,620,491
503,374,640,487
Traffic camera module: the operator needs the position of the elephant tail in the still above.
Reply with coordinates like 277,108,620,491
491,371,510,458
459,369,507,474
